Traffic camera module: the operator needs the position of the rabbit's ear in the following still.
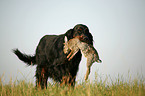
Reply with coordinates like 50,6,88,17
64,36,68,43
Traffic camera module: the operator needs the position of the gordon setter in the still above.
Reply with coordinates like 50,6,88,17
13,24,93,89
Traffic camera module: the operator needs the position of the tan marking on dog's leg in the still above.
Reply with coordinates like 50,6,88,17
60,76,67,87
37,76,41,89
41,68,45,78
69,75,76,87
41,68,47,89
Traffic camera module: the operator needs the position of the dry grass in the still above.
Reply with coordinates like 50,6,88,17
0,73,145,96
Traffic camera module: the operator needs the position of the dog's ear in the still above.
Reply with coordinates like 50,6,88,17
65,29,74,40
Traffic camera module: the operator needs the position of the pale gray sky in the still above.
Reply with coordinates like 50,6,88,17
0,0,145,84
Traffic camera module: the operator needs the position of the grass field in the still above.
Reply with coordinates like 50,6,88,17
0,73,145,96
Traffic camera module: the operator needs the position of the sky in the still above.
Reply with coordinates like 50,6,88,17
0,0,145,84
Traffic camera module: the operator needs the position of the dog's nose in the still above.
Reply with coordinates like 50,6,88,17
79,36,91,44
83,36,92,44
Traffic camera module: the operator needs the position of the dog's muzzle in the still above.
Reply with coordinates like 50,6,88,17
79,35,91,44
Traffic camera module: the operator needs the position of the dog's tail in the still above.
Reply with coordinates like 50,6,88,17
13,49,36,66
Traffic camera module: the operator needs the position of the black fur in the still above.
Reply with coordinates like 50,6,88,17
13,49,36,65
13,24,93,89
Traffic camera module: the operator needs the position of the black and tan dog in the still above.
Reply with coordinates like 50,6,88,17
64,36,102,81
13,24,93,89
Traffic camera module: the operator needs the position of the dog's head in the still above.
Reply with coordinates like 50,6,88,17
65,24,93,45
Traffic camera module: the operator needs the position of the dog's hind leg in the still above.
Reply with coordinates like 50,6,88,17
41,67,48,89
36,65,48,89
